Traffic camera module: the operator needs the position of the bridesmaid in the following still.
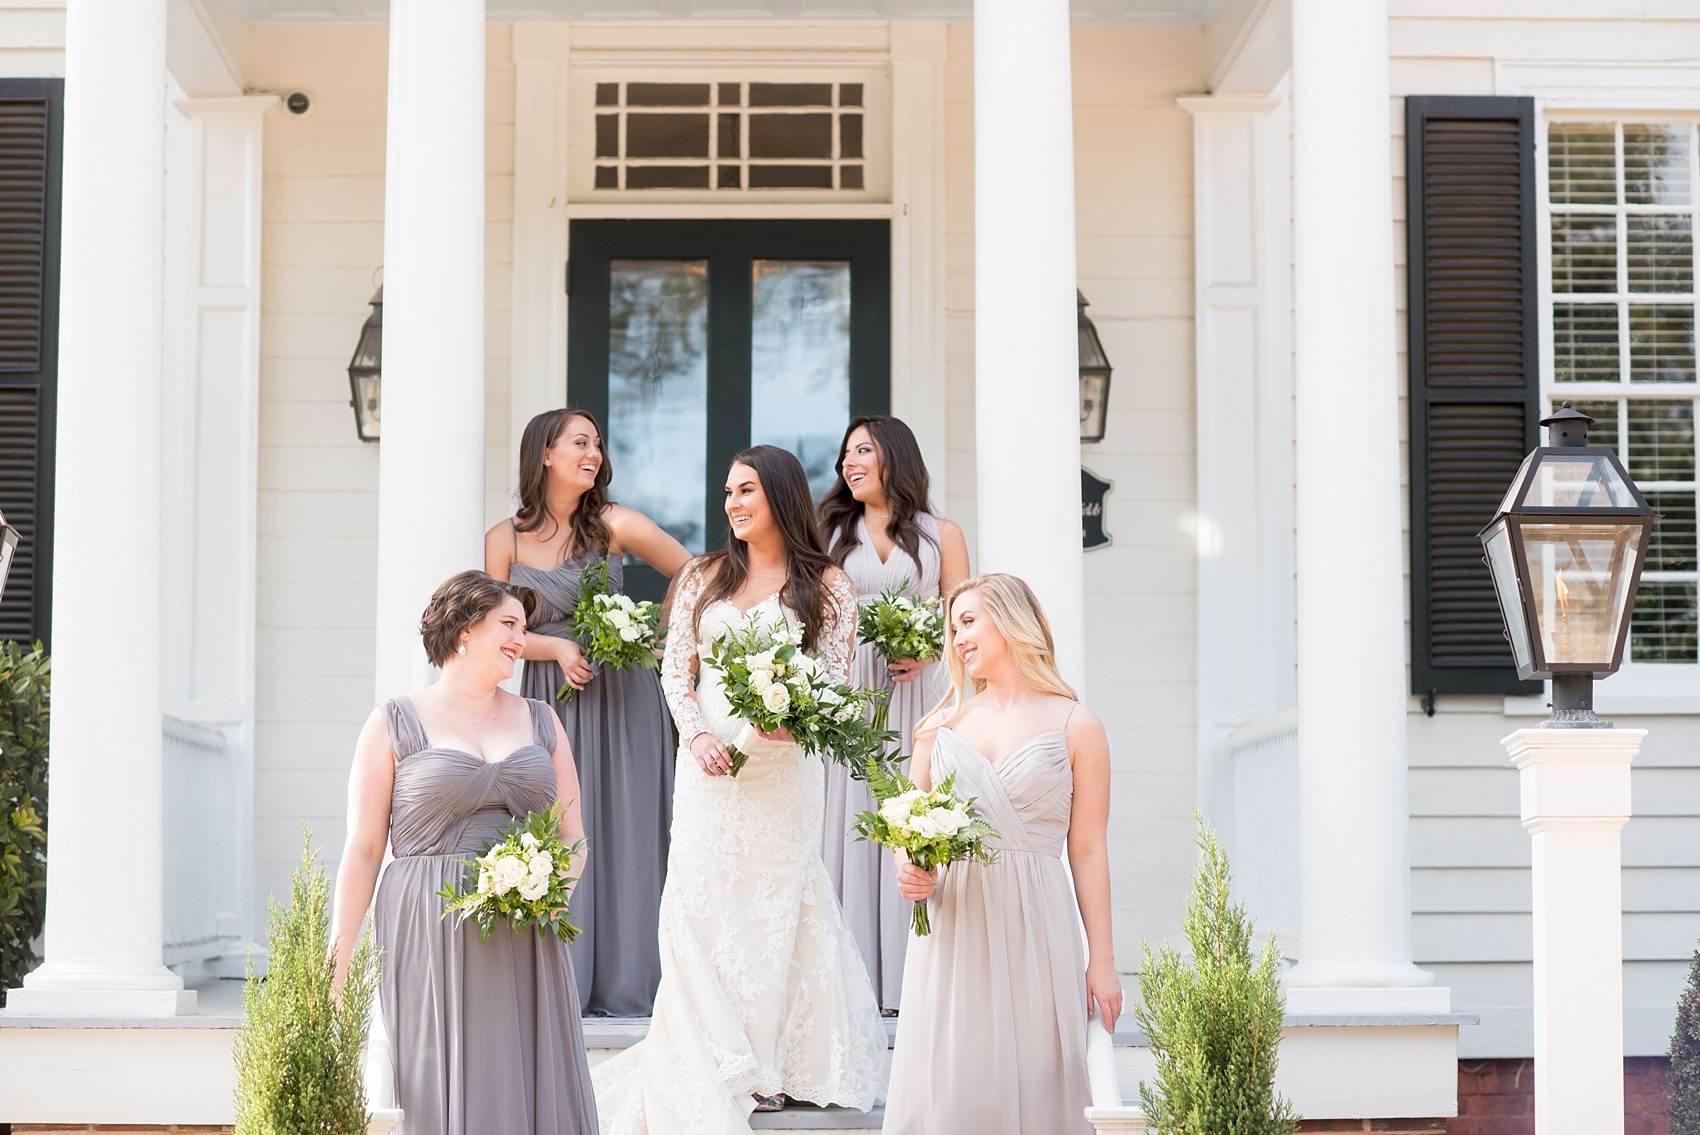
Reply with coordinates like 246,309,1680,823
816,415,968,1012
330,571,598,1134
885,574,1120,1135
486,408,690,1017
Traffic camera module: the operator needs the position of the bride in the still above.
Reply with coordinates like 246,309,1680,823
592,445,887,1133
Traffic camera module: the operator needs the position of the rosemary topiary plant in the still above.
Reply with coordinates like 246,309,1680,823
0,640,49,1004
234,825,381,1135
1669,948,1700,1134
1136,814,1298,1135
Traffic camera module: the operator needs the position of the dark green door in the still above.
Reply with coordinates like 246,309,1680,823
568,220,891,599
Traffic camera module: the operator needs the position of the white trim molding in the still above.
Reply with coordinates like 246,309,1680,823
1496,58,1700,111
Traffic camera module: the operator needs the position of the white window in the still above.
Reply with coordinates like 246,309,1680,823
1543,118,1699,690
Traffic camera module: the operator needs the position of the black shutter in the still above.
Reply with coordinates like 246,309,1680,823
1407,96,1541,697
0,81,61,648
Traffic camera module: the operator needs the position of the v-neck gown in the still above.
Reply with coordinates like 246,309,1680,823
373,695,598,1135
823,512,944,1011
883,724,1092,1135
511,553,673,1017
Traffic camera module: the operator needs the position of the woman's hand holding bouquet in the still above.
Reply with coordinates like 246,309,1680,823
557,559,662,701
856,586,944,725
437,805,586,942
853,763,999,935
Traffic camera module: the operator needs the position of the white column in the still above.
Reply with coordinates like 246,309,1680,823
7,0,192,1016
1284,0,1441,1009
972,0,1086,688
1503,728,1641,1135
374,0,488,699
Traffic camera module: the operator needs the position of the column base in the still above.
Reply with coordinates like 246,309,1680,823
7,961,196,1017
1283,964,1451,1015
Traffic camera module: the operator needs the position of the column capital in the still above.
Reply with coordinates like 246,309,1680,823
1502,727,1642,830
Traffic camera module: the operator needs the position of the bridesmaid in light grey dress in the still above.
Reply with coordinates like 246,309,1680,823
817,416,970,1011
885,574,1121,1135
488,409,690,1017
330,571,597,1135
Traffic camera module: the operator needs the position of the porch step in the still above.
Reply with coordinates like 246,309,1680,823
751,1103,884,1132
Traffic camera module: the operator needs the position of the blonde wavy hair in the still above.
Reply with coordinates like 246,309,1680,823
927,573,1078,729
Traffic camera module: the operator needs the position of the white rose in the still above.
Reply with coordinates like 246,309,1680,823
908,812,942,839
750,648,776,671
476,869,495,894
519,832,540,850
762,683,791,714
835,704,859,723
528,850,554,878
606,608,632,630
618,624,642,642
930,808,966,837
517,875,549,902
818,687,844,706
492,855,528,894
749,670,773,693
616,594,636,612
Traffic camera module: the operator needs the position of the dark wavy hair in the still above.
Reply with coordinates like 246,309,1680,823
514,408,612,560
693,446,841,655
818,415,937,569
420,570,539,667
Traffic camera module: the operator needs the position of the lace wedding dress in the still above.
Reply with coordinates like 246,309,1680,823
591,566,888,1135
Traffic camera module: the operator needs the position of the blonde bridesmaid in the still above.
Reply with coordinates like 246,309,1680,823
816,415,969,1012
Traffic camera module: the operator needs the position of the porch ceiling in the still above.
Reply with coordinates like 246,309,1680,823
223,0,1214,24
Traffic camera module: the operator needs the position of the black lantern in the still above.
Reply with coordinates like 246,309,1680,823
347,285,382,442
1078,290,1112,444
1478,401,1656,724
0,508,17,603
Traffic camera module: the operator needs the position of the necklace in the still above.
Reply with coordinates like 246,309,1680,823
460,693,502,725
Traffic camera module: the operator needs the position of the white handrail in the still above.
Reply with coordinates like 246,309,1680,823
1086,1007,1122,1108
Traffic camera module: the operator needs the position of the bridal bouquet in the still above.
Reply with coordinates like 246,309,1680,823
702,608,897,778
856,584,945,730
557,559,662,702
853,764,999,936
437,804,586,943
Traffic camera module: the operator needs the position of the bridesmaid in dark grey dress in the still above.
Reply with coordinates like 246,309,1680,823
486,408,690,1017
329,570,597,1135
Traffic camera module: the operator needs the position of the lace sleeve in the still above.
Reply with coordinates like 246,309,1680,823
663,564,711,745
817,571,859,686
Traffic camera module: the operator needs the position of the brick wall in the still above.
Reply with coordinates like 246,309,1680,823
1448,1057,1670,1135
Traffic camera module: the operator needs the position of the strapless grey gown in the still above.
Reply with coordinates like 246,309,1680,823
373,695,597,1135
510,553,673,1017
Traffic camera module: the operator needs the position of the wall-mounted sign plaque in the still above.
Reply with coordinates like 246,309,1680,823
1082,467,1112,551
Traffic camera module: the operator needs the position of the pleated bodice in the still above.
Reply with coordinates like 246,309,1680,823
933,727,1073,859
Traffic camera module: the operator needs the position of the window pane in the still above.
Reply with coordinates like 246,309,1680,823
717,114,740,159
718,83,742,107
1549,124,1617,205
1631,581,1699,662
1646,490,1697,571
627,83,710,107
1551,214,1617,293
841,114,863,160
749,261,851,501
1629,304,1696,383
625,114,710,159
1626,399,1695,481
595,114,619,159
626,165,711,190
750,83,833,107
841,165,864,191
1554,304,1621,382
594,166,618,190
1625,123,1692,206
608,261,710,554
840,83,863,107
749,113,833,159
595,83,619,107
749,165,834,189
1562,399,1621,452
1627,215,1693,294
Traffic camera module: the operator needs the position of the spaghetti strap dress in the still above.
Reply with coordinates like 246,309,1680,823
883,713,1092,1135
822,511,944,1010
510,545,673,1017
372,695,598,1135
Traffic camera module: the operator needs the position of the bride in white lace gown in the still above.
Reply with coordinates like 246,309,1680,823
592,446,887,1135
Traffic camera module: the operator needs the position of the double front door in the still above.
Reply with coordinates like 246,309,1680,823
568,220,891,599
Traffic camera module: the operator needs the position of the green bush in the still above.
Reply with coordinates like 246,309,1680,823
0,641,48,1004
1136,815,1299,1135
234,826,381,1135
1669,948,1700,1133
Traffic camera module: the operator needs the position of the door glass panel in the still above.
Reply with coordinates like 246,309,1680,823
749,260,851,500
608,260,710,553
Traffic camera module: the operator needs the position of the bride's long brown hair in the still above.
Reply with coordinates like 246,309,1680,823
692,445,842,655
513,409,613,560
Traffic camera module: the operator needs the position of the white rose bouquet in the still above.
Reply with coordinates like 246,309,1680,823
701,608,897,778
436,804,586,943
853,763,999,936
856,584,945,730
557,558,662,702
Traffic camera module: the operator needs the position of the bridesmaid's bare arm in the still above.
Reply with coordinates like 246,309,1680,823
330,706,395,991
483,520,516,582
894,722,940,902
1065,705,1121,1031
935,517,971,595
607,504,692,578
546,704,589,902
486,520,582,675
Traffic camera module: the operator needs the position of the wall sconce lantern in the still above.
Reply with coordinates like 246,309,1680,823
1078,290,1113,444
1478,401,1656,725
0,509,18,603
347,285,382,443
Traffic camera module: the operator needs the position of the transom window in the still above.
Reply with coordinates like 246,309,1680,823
591,81,866,193
1547,119,1700,665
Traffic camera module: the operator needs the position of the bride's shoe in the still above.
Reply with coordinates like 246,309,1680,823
752,1093,786,1113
